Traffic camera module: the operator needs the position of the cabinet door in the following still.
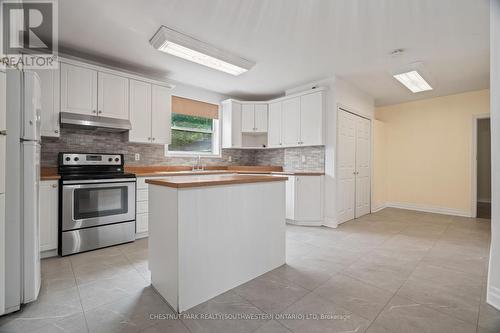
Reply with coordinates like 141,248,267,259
254,104,268,132
40,181,58,252
60,63,97,115
300,92,323,145
136,213,148,234
222,101,242,148
285,176,296,220
241,104,255,132
129,80,152,143
268,102,282,147
295,176,322,221
98,72,129,119
281,97,301,146
36,68,60,137
355,116,371,218
0,72,5,194
151,85,171,144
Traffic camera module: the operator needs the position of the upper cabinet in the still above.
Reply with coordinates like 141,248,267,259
61,62,129,120
35,68,60,137
98,72,129,119
60,63,98,115
221,89,325,149
241,103,268,133
129,80,171,145
221,100,242,149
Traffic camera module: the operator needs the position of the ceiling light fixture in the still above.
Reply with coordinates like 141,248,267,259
150,26,255,76
393,70,433,93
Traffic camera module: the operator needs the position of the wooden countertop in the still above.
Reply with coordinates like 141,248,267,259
146,174,288,188
41,167,60,180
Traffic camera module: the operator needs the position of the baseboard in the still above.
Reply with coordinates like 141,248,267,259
286,219,324,227
135,232,149,239
322,217,338,228
40,249,58,259
385,202,471,217
371,203,387,213
487,286,500,311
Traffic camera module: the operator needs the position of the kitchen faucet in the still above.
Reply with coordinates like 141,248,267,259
193,155,204,171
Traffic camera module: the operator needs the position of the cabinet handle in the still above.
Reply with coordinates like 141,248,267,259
98,110,102,114
148,137,151,141
92,110,97,114
152,137,155,141
54,130,59,134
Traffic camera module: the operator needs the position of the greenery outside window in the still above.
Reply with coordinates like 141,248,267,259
166,96,220,156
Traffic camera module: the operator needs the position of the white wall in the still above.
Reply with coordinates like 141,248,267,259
488,0,500,311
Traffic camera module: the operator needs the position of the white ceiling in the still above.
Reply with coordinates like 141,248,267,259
58,0,490,106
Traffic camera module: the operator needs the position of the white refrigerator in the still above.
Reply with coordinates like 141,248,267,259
1,68,42,315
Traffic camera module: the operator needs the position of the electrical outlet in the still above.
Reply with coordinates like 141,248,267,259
228,156,232,162
301,155,306,163
135,153,140,161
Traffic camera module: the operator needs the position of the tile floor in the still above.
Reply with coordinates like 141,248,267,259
1,208,499,333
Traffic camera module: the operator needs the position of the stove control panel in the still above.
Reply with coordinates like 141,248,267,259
60,153,122,166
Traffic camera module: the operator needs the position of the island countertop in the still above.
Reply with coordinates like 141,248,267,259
145,174,288,188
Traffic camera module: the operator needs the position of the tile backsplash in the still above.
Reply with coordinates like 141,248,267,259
41,128,325,172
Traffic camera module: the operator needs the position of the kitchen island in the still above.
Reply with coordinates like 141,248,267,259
146,174,288,312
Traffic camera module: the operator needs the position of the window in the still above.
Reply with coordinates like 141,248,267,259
167,96,220,156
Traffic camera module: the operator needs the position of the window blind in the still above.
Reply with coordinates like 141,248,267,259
171,96,219,119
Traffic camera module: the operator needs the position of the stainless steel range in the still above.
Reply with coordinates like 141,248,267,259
58,153,136,256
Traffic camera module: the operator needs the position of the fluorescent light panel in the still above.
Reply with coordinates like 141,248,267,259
393,70,433,93
150,26,254,76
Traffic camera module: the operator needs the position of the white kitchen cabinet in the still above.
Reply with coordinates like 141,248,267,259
129,79,152,143
299,91,323,145
136,176,150,236
254,104,268,132
40,180,58,254
285,176,324,225
241,103,268,133
98,72,129,119
282,97,301,146
35,68,60,137
221,100,242,148
60,63,98,116
151,85,172,144
267,102,282,147
241,104,255,132
0,71,5,195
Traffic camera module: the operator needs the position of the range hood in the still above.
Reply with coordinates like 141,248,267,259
60,112,131,132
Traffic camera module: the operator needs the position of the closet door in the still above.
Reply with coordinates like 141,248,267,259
337,110,356,224
355,116,371,218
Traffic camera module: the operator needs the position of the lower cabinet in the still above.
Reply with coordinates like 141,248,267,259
136,177,150,237
285,176,324,225
40,180,58,256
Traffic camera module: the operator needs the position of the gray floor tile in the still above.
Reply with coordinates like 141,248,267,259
373,295,477,333
313,273,394,321
252,320,292,333
29,312,88,333
478,300,500,333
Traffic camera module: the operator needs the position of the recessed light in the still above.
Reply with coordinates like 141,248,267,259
150,26,255,76
393,70,433,93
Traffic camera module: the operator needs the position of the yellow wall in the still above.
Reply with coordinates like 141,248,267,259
374,89,490,215
372,120,388,211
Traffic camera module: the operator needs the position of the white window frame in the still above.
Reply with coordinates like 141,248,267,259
165,115,221,157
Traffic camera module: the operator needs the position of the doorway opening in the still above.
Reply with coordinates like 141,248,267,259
474,116,491,218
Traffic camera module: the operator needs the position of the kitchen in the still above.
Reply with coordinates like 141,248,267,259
1,1,500,333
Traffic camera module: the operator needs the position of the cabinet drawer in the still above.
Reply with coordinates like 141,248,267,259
137,201,148,214
136,213,148,233
136,177,149,189
137,188,148,201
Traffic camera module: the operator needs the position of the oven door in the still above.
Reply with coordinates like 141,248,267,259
61,178,136,231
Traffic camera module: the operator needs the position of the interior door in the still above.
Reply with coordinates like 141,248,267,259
282,97,301,146
98,72,129,119
337,110,356,224
355,116,371,217
151,85,171,144
60,63,97,115
241,104,255,132
268,102,282,147
129,80,152,143
254,104,268,132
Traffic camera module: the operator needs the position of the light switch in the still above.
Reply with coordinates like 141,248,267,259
301,155,306,163
135,153,140,161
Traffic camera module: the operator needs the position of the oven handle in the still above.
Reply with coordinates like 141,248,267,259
62,178,136,185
